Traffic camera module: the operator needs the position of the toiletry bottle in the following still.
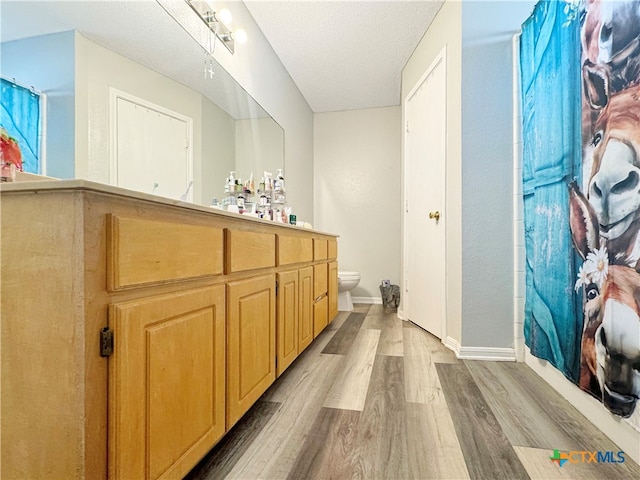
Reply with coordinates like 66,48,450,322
276,169,285,192
249,173,255,194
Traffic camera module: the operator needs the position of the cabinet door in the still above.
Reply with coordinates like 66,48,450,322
313,295,329,338
328,261,338,323
276,270,299,376
299,267,314,352
227,274,276,427
108,285,226,480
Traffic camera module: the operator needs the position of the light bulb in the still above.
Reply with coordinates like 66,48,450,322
235,28,247,44
218,8,232,25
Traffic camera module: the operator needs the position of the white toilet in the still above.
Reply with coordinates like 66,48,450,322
338,271,361,311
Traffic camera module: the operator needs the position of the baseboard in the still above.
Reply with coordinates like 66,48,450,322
443,336,461,356
352,296,382,305
457,346,516,361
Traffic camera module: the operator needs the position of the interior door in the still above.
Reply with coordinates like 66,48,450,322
405,53,446,338
112,91,192,201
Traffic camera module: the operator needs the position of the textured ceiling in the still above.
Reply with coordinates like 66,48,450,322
1,1,443,114
244,1,443,112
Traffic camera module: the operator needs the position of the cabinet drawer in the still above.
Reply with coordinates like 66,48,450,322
107,215,223,290
226,230,276,273
313,238,328,260
313,295,328,338
328,239,338,260
314,263,328,299
277,235,313,266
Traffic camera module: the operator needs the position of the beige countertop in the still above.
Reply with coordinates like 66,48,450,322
0,178,338,237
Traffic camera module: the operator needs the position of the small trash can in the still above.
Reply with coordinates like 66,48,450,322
379,281,400,308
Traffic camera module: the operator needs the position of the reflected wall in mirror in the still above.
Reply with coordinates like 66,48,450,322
0,0,284,206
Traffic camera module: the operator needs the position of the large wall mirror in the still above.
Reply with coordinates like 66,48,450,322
0,0,284,206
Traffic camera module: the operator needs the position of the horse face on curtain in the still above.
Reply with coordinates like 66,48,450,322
574,0,640,420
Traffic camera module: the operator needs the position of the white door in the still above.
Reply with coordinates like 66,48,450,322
111,90,192,201
405,52,446,338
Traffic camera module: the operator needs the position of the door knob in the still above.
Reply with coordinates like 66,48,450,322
429,211,440,221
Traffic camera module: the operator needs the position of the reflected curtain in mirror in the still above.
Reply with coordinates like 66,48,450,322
0,77,43,174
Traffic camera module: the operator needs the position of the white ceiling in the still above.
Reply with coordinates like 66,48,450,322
1,0,443,114
244,0,443,112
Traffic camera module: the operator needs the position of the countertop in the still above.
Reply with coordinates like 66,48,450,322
0,178,338,237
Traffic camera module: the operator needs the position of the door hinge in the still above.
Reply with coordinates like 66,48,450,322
275,280,279,296
100,327,114,357
406,120,409,133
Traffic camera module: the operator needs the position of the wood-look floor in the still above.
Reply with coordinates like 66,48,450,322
186,304,640,480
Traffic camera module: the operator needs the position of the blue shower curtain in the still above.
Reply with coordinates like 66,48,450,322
520,0,583,381
1,77,41,173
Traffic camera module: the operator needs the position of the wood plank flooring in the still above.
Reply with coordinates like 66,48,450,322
186,305,640,480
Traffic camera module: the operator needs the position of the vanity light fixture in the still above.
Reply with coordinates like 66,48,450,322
186,1,239,54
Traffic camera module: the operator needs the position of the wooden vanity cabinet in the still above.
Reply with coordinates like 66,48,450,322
0,183,337,480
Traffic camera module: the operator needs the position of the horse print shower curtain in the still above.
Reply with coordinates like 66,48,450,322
521,0,640,431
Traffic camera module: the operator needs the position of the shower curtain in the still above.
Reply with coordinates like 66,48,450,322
520,0,582,381
0,77,41,174
521,0,640,429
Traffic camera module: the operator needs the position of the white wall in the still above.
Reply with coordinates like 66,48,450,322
402,0,463,342
314,107,401,300
1,31,75,179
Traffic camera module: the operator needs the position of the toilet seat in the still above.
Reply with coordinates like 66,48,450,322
338,271,360,279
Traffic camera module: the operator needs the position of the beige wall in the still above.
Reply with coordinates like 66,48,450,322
401,0,462,343
201,97,235,206
314,107,401,300
235,117,285,186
